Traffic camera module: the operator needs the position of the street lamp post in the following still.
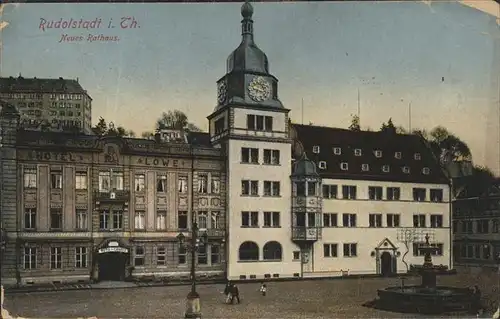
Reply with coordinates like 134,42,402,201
177,223,208,319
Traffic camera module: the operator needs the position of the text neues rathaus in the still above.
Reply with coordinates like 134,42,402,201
0,2,452,286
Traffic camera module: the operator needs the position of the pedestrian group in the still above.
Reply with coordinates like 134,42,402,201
222,281,268,304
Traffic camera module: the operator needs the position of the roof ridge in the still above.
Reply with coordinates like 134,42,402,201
291,123,417,137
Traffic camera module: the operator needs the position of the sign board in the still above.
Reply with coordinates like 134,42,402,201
98,247,128,254
108,241,119,247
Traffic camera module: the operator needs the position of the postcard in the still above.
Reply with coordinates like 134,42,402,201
0,1,499,318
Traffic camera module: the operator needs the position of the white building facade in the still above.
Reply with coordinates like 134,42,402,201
208,2,298,280
208,2,452,281
310,179,451,276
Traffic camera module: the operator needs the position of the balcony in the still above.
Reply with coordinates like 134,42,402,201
94,190,130,202
198,228,226,238
292,226,322,242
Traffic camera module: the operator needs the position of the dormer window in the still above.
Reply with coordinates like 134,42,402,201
402,166,410,174
313,146,320,154
333,147,341,155
382,165,390,173
361,164,369,171
414,153,421,160
422,167,430,175
374,150,382,158
318,161,327,169
354,149,362,156
340,163,348,171
395,152,402,159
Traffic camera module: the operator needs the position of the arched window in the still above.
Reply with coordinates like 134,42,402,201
238,241,259,261
263,241,282,261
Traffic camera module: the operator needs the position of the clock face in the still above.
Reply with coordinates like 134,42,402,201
248,76,271,102
217,81,227,104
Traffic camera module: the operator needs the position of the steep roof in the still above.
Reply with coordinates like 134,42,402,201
454,176,500,199
292,123,448,184
0,76,88,95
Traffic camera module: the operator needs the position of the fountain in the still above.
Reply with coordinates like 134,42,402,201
376,234,473,314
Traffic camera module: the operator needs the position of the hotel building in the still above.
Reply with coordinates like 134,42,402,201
0,76,93,134
0,1,452,285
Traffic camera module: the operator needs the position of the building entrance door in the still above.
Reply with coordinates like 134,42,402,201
98,253,127,281
96,240,130,281
380,251,393,277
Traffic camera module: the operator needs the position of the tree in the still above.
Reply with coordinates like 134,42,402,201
92,118,134,138
412,128,429,139
126,130,135,137
348,114,360,131
395,126,407,134
93,117,108,136
156,110,201,132
380,118,397,134
378,121,495,177
397,229,421,272
426,126,471,165
141,131,153,138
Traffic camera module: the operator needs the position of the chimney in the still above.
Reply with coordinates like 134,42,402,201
76,77,79,83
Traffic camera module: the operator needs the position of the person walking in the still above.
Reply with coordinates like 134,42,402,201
471,285,482,316
230,283,241,304
259,283,267,296
223,282,232,304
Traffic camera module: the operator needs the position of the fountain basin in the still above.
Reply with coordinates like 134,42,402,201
377,285,473,314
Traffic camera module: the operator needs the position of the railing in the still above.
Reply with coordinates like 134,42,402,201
291,226,322,241
198,228,225,238
94,190,131,202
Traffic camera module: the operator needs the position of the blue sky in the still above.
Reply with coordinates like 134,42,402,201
2,2,500,172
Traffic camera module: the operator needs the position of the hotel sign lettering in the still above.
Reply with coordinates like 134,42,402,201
26,151,84,162
136,157,186,168
98,247,129,254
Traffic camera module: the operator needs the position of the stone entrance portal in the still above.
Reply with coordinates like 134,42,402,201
375,238,398,276
96,239,129,281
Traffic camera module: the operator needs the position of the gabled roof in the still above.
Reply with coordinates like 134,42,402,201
376,238,397,249
0,76,88,95
454,176,500,199
292,123,448,184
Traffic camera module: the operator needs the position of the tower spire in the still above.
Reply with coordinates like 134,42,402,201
241,1,254,42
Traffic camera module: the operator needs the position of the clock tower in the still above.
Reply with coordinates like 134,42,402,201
207,1,298,281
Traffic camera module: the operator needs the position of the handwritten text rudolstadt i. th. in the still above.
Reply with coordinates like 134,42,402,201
39,17,140,43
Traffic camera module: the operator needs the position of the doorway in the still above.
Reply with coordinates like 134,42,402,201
98,253,127,281
380,251,393,277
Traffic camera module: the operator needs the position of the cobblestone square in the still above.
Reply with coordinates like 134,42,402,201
4,271,498,318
